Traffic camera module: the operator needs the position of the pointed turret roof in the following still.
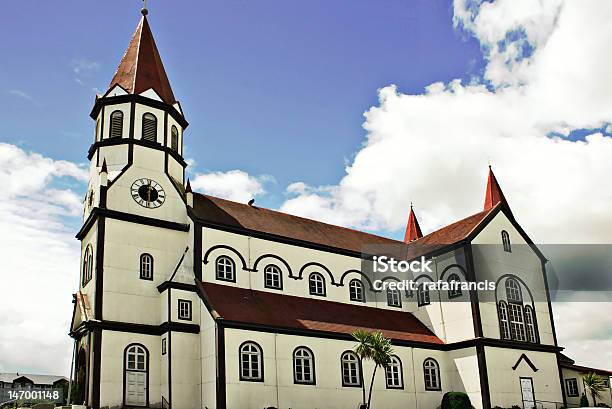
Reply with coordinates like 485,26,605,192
107,15,176,104
484,165,509,211
403,205,423,243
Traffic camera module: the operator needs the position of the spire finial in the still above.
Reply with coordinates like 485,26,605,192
185,178,192,193
141,0,148,16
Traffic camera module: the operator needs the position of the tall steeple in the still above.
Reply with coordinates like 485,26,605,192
484,165,509,211
403,204,423,243
106,13,176,104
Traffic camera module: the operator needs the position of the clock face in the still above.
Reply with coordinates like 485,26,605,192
131,178,165,208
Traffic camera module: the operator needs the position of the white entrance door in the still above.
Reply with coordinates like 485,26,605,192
125,371,146,406
520,377,536,409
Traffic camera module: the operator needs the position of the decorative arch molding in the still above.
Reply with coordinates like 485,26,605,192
339,270,379,292
413,274,434,283
297,262,338,286
252,254,293,276
494,274,536,307
202,245,250,271
439,264,468,281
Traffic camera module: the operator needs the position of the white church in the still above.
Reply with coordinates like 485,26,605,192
68,8,611,409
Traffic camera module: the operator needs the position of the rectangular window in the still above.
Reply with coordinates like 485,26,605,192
508,303,526,341
161,338,167,355
565,378,579,397
178,299,192,321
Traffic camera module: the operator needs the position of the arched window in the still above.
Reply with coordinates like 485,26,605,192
171,125,179,152
109,110,123,139
264,264,282,289
349,279,365,302
341,351,361,387
501,230,511,252
82,244,93,286
417,283,430,306
239,342,263,381
386,287,401,307
423,358,440,391
124,344,148,406
498,301,511,340
215,256,235,282
524,305,537,343
505,278,522,303
385,355,403,389
447,273,462,299
141,113,157,142
293,347,315,384
139,253,153,280
309,272,326,296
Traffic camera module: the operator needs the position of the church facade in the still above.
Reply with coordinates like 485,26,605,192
69,10,575,409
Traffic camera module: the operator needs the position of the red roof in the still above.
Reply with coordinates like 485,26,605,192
403,206,423,243
198,281,443,344
192,193,496,258
106,16,176,104
484,166,508,211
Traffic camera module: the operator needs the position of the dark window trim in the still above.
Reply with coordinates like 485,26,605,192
139,253,154,281
348,279,366,302
423,357,442,391
122,343,150,408
170,125,179,152
502,230,512,253
417,284,430,307
161,338,167,355
565,378,579,397
340,350,363,388
239,341,264,382
386,287,402,308
82,244,94,287
308,272,327,297
263,264,283,290
109,110,124,139
215,255,237,283
447,273,463,299
385,355,404,389
293,346,316,385
177,299,192,321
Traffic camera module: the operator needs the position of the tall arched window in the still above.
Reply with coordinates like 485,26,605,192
82,244,93,286
293,347,315,385
524,305,537,343
215,256,235,282
170,125,179,152
505,278,522,303
447,273,462,299
124,344,149,406
423,358,441,391
341,351,361,387
498,300,511,340
387,287,401,307
109,110,123,139
349,279,365,302
417,283,430,306
501,230,512,252
142,113,157,142
309,272,326,296
264,264,282,289
385,355,403,389
139,253,153,280
239,342,263,381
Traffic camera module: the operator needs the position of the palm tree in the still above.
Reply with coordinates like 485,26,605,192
353,330,393,409
582,372,606,406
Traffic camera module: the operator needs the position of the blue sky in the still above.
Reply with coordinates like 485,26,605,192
1,0,483,217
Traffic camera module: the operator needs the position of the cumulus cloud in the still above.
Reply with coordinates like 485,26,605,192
190,169,271,203
0,143,87,374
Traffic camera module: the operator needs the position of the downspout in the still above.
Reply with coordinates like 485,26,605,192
433,256,448,342
411,348,419,409
274,333,280,408
67,338,76,404
167,287,172,408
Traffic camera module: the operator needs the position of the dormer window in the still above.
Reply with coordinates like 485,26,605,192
171,125,179,152
142,113,157,142
109,110,123,138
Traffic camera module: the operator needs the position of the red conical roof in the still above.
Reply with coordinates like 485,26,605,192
107,16,176,104
484,166,508,211
403,205,423,243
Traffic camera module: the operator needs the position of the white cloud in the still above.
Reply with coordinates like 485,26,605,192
71,59,101,76
190,169,269,203
9,89,36,103
0,143,87,374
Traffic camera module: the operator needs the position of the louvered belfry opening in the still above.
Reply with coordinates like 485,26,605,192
142,113,157,142
109,110,124,138
171,125,179,151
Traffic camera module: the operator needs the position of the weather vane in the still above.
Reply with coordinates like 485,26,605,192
141,0,148,16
